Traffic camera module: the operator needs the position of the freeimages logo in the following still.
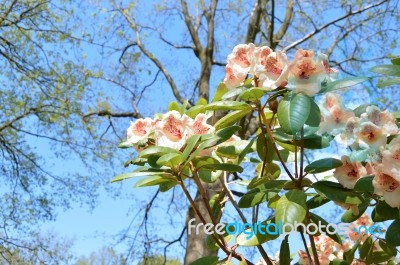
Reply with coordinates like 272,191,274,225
188,219,384,239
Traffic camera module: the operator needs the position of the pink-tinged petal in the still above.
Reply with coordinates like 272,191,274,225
320,105,355,135
154,110,193,150
257,51,289,89
227,43,255,69
127,118,154,144
192,114,215,135
373,164,400,208
333,156,367,189
360,106,399,135
223,62,248,88
356,122,387,149
323,93,342,110
381,137,400,181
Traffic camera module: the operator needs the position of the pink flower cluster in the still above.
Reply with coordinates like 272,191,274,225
126,111,215,151
223,43,338,95
320,93,400,208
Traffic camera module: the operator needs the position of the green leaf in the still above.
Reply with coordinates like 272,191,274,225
283,178,312,190
343,241,359,262
279,236,291,265
216,140,253,159
370,251,395,263
341,197,370,222
370,64,400,76
168,101,182,113
277,93,311,135
205,101,253,111
386,220,400,246
330,259,349,265
235,219,279,246
375,200,400,221
139,146,181,158
312,181,364,205
214,109,252,130
248,179,288,191
189,256,219,265
378,239,397,256
186,105,206,118
238,189,279,208
239,87,267,101
201,163,243,173
309,213,342,244
359,236,373,260
248,163,281,189
118,140,134,149
377,77,400,88
159,181,177,192
306,195,330,209
304,158,342,174
112,168,168,182
391,57,400,65
353,176,374,193
209,193,224,219
181,134,202,162
135,175,176,187
212,82,229,102
301,134,333,149
257,134,275,163
275,190,307,230
222,86,247,99
198,169,222,183
320,77,368,93
156,153,182,167
349,149,369,162
305,99,321,127
216,125,241,142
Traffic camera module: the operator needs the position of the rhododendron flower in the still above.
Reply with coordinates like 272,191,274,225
373,164,400,208
340,117,360,144
381,138,400,180
256,51,289,89
192,114,215,135
223,62,248,88
154,110,193,150
323,92,342,110
355,122,387,149
298,235,338,265
227,43,255,70
287,49,326,96
318,52,339,82
127,118,154,144
335,201,360,216
333,156,367,189
360,106,398,135
320,105,355,135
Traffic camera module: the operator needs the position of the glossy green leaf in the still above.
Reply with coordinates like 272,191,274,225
168,101,182,113
216,140,253,159
375,200,400,221
135,175,176,187
309,212,342,244
275,190,307,230
222,86,247,99
159,181,178,192
181,134,202,162
320,77,368,93
392,57,400,65
306,195,330,209
359,236,373,260
370,64,400,76
201,163,243,173
277,93,311,135
370,251,395,263
238,189,278,208
139,146,181,158
386,220,400,246
198,169,222,183
189,256,219,265
212,82,228,102
214,109,252,130
156,153,182,167
341,197,370,223
349,149,369,162
112,168,168,182
279,236,291,265
377,77,400,88
312,181,364,205
248,163,281,189
216,125,241,142
205,101,253,111
353,176,374,193
239,87,267,101
256,134,275,163
343,241,359,262
330,259,349,265
304,158,342,174
305,99,321,127
118,140,134,149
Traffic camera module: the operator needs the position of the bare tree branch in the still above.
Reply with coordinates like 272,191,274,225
180,0,203,56
283,0,389,52
244,0,265,44
83,110,142,119
273,0,293,48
